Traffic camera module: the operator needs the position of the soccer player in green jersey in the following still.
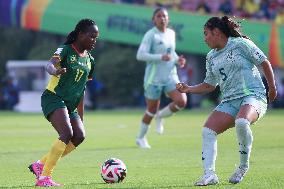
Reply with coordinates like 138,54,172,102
135,7,187,149
177,16,277,186
28,19,99,187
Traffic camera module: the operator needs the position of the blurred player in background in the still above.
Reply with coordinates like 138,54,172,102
28,19,99,187
177,16,277,186
136,7,187,149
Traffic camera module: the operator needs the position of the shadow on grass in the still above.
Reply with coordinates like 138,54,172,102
0,185,35,188
64,182,198,189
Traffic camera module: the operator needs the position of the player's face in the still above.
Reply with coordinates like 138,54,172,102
81,25,99,51
204,27,217,49
153,10,169,31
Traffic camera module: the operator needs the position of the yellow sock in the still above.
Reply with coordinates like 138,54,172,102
40,154,48,164
61,141,76,157
41,139,66,176
40,141,76,164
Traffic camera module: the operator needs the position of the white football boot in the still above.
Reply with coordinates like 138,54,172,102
195,170,219,186
228,166,248,184
136,138,151,149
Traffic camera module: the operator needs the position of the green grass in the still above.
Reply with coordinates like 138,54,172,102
0,109,283,188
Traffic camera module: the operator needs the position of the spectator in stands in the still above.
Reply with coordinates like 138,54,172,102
256,0,270,20
218,0,233,15
1,76,19,110
275,8,284,25
196,0,211,14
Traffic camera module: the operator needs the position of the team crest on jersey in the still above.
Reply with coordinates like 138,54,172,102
70,55,76,63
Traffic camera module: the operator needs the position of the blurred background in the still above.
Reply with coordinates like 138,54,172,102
0,0,283,112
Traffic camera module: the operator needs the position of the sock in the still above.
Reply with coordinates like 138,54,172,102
39,141,76,164
235,118,252,169
202,127,217,172
61,141,76,157
137,122,149,139
157,105,173,118
39,154,48,164
41,139,67,177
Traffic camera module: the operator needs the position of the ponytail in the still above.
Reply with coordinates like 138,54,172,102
205,16,250,39
64,30,78,45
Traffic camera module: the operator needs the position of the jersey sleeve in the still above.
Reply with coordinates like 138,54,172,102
204,53,218,87
88,54,96,79
51,45,68,67
240,38,267,66
136,31,162,61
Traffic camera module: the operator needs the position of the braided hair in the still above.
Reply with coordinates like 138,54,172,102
64,19,97,45
204,16,249,39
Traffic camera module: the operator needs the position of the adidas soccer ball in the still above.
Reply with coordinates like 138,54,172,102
101,158,127,183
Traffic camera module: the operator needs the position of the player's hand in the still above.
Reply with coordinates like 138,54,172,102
176,82,190,93
268,87,277,103
55,68,67,75
178,55,186,68
162,54,171,61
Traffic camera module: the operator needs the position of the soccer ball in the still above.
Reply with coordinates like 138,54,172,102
101,158,127,183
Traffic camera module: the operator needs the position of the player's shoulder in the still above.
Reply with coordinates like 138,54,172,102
166,27,175,34
206,49,215,61
54,44,71,55
231,37,255,49
144,27,156,36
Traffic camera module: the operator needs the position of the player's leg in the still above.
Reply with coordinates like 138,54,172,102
136,84,161,149
195,110,235,186
29,117,80,180
136,98,160,149
61,113,85,157
155,85,187,134
229,96,267,184
35,108,73,187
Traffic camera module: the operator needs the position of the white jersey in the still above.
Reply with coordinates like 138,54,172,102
204,37,267,102
137,27,179,87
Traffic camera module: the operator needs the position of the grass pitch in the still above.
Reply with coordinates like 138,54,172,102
0,109,283,188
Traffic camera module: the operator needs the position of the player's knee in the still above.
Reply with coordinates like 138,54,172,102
235,118,250,128
174,101,186,110
145,110,156,118
59,126,74,143
173,98,186,108
77,130,86,145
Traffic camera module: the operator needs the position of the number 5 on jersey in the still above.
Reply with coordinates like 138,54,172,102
219,68,227,81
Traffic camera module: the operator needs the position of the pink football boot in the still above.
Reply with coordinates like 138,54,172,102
28,161,44,178
35,176,62,187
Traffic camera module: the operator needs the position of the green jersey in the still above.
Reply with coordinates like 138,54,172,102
46,44,95,111
204,37,267,102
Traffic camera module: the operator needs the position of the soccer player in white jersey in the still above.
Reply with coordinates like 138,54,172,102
177,16,277,186
135,7,187,149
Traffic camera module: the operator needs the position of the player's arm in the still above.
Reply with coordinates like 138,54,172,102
77,92,85,122
136,32,163,61
261,60,277,102
176,82,215,94
45,57,66,76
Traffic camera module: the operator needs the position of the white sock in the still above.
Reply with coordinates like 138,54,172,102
39,176,47,180
235,118,252,169
202,127,217,172
137,122,149,139
157,105,173,118
36,160,43,164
